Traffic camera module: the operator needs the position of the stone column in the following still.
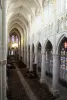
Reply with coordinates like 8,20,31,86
0,62,2,100
2,0,7,100
40,51,47,83
24,45,26,64
21,45,23,61
29,45,33,71
51,54,60,96
50,0,60,96
0,4,2,100
24,47,26,64
2,62,7,100
23,34,26,63
21,34,24,60
34,46,38,64
46,51,50,73
18,39,21,59
27,27,29,69
34,46,38,74
24,34,27,64
27,46,29,69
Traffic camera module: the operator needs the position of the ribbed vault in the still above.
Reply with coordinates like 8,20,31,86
6,0,44,35
6,0,45,58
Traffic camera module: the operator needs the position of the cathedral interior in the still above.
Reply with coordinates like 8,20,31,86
0,0,67,100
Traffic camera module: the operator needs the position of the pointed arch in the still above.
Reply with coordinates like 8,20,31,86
44,39,53,51
37,41,41,52
56,34,67,54
32,43,34,53
36,41,41,50
44,39,53,52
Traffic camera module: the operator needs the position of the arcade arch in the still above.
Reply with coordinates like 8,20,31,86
58,36,67,87
37,42,42,77
45,40,53,77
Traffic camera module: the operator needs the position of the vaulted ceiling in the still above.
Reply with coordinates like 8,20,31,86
6,0,45,35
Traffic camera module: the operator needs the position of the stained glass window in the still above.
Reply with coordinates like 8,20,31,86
16,36,18,43
12,35,14,42
11,50,14,55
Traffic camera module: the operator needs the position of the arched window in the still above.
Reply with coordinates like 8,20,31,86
12,35,14,42
59,37,67,85
16,36,18,43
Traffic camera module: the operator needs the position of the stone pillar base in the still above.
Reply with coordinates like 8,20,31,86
40,78,47,84
50,88,60,97
27,65,29,69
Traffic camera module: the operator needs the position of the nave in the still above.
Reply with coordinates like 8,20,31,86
1,0,67,100
7,58,55,100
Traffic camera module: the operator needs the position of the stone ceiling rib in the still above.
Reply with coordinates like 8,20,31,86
7,0,43,35
8,19,27,32
8,13,29,27
8,23,25,35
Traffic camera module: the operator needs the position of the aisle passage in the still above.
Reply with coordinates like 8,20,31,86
7,68,30,100
16,62,55,100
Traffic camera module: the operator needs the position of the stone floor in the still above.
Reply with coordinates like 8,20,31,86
20,68,55,100
7,62,56,100
7,68,30,100
17,62,55,100
7,61,67,100
17,62,67,100
46,76,67,100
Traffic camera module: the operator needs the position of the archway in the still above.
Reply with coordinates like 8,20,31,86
8,31,21,61
45,40,53,77
37,42,42,77
58,37,67,87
